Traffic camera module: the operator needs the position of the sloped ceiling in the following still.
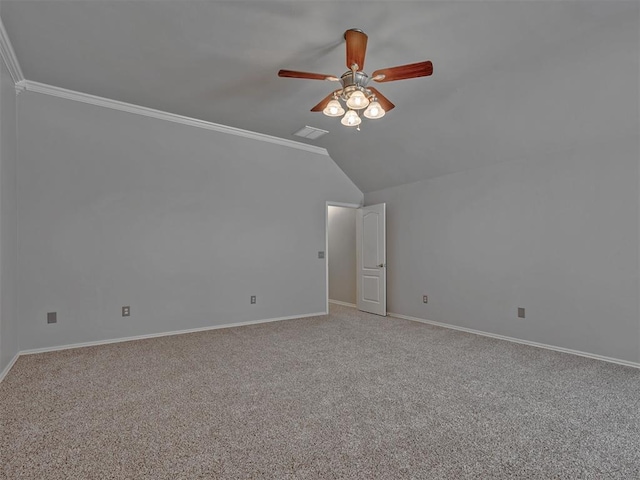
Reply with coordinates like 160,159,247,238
2,1,638,193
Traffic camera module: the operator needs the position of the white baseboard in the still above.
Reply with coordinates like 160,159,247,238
0,312,325,383
389,312,640,370
5,309,637,383
0,352,20,383
19,311,326,356
329,299,357,308
2,313,321,382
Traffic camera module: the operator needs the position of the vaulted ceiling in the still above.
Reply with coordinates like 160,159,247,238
2,1,638,193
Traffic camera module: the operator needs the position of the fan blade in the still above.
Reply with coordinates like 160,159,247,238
311,90,341,112
372,61,433,82
345,29,368,70
367,87,395,112
278,70,339,81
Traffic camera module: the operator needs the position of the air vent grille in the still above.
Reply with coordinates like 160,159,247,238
293,126,329,140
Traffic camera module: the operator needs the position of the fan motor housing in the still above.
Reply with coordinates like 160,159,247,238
340,70,370,89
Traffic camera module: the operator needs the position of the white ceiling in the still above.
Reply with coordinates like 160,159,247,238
2,1,638,192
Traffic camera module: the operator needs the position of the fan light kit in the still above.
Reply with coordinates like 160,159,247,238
278,29,433,130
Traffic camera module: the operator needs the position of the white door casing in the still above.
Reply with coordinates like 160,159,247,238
356,203,386,316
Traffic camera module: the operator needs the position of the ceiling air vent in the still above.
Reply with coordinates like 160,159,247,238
293,126,329,140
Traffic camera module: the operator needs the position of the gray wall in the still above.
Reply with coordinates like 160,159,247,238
366,132,640,363
328,206,356,305
17,92,362,351
0,53,18,371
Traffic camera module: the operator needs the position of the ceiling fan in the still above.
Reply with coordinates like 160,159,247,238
278,28,433,129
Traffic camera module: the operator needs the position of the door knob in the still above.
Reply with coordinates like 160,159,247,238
378,263,386,268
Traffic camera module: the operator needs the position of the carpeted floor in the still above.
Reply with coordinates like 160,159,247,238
1,304,639,479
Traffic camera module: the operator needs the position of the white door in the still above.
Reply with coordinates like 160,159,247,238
356,203,386,316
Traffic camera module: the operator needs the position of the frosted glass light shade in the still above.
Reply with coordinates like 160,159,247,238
323,99,345,117
363,101,385,119
346,90,370,110
341,110,361,127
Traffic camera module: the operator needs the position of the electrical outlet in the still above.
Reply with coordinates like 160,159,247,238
423,295,428,304
250,296,256,304
318,251,325,259
47,312,57,324
122,306,130,317
518,307,525,319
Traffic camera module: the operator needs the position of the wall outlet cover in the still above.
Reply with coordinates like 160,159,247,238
318,251,325,259
251,296,256,304
122,306,130,317
423,295,428,303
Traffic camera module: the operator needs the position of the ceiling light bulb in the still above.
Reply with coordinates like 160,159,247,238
323,99,345,117
364,101,386,119
341,110,361,127
346,90,370,110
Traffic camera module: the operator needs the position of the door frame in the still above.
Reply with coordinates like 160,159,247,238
325,201,362,314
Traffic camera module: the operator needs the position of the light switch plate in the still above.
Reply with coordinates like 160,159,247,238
47,312,57,324
518,307,525,318
318,251,325,259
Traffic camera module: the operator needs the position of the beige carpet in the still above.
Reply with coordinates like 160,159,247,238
1,304,639,479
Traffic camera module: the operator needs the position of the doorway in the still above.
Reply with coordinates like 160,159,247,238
326,203,359,311
325,202,387,316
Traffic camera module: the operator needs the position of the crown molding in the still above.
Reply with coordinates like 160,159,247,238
18,80,330,156
1,15,324,155
0,17,24,84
